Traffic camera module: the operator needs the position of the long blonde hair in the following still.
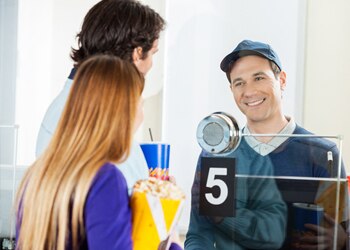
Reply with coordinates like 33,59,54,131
15,55,144,250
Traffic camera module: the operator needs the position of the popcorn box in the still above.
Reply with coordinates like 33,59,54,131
131,178,185,250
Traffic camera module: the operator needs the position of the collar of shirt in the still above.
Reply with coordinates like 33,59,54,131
243,116,296,156
68,67,76,80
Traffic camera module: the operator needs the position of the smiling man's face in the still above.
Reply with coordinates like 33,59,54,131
229,55,286,127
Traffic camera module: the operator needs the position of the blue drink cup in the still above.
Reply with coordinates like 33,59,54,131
291,202,324,248
140,142,170,180
293,203,324,231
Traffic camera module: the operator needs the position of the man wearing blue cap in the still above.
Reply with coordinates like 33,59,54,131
185,40,348,249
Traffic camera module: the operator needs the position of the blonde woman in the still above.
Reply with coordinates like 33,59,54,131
15,55,182,250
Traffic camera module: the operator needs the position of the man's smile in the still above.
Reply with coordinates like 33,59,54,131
244,98,266,107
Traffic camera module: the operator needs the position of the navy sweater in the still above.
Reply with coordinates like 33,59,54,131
185,124,347,250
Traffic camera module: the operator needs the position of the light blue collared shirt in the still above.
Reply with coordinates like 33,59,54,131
243,117,296,156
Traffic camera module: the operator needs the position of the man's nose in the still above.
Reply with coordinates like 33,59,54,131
243,82,258,97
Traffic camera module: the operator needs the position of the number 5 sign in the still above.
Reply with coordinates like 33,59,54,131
199,157,236,217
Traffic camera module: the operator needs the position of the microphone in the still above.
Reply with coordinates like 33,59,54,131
196,112,241,154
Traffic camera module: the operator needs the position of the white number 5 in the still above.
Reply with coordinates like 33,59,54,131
205,168,228,205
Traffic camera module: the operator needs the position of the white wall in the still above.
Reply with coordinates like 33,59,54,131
16,0,99,165
163,0,306,232
0,0,18,165
304,0,350,171
0,0,17,125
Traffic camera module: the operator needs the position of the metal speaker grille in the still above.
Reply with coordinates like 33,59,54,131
203,122,224,146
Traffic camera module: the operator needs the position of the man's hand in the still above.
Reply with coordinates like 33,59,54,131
297,213,346,250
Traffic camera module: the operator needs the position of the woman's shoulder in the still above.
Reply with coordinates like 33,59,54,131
97,162,124,179
89,162,128,197
98,162,123,176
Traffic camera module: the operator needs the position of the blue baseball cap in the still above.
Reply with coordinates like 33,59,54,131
220,40,282,74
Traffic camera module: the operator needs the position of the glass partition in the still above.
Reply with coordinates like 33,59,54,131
187,134,348,250
0,125,19,250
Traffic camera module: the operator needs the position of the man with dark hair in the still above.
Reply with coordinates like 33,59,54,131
36,0,165,195
70,0,164,69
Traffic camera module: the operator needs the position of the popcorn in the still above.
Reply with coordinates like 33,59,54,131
133,177,186,200
131,178,185,250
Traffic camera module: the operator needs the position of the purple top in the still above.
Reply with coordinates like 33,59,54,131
83,163,132,249
16,162,182,250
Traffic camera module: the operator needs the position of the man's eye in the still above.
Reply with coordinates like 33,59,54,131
233,82,243,87
255,76,264,81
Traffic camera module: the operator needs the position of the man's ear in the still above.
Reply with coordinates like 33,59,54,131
279,70,287,91
132,47,143,63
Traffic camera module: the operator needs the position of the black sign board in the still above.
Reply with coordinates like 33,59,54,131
199,157,236,217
